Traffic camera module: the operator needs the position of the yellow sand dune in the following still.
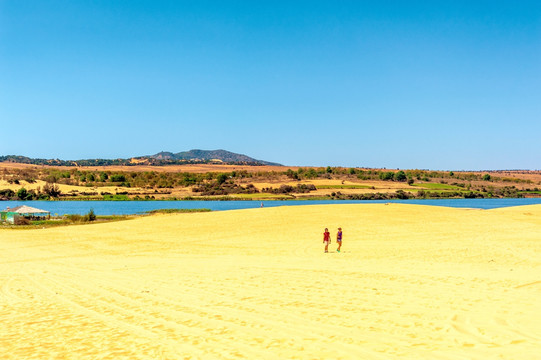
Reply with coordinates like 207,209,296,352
0,204,540,359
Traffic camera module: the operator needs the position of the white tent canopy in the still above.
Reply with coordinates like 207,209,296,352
6,205,50,214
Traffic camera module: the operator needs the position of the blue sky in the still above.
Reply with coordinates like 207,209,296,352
1,1,540,169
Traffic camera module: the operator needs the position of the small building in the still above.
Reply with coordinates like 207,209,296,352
1,205,50,224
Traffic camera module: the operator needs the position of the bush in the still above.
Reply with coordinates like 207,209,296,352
67,214,83,222
42,183,61,197
216,173,228,185
14,216,30,225
483,174,491,181
110,174,126,182
304,168,318,179
285,169,299,180
395,190,410,199
395,171,407,182
17,188,30,200
85,209,97,222
379,172,394,181
0,189,16,200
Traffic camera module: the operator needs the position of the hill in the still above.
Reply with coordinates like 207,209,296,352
0,150,282,167
147,149,281,165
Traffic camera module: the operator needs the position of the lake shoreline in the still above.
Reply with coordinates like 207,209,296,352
2,198,541,217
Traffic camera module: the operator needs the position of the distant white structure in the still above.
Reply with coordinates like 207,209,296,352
1,205,50,224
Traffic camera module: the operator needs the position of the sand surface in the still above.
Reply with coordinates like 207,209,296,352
1,204,540,359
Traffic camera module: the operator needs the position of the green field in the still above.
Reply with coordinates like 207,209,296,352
411,183,463,190
316,184,373,189
227,193,295,200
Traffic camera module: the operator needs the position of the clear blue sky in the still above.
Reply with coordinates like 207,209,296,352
1,1,540,170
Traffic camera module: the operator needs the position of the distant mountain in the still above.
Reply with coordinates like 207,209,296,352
0,150,282,167
148,149,281,165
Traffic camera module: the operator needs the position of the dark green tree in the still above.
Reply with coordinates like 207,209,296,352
216,173,228,185
85,208,97,221
379,172,394,181
395,171,407,182
17,188,29,200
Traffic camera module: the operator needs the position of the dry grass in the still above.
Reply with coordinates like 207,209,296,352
0,180,142,195
2,163,539,200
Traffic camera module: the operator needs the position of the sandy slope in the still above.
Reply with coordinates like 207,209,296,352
0,204,540,359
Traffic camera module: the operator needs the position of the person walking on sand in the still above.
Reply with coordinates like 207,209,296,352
323,228,331,253
336,227,343,252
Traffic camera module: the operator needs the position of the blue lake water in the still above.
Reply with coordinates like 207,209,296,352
2,198,541,216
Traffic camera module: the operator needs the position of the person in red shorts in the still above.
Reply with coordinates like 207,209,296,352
323,228,331,253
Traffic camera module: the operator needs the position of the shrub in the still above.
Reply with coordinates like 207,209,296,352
395,190,410,199
84,209,97,222
483,174,491,181
45,175,57,183
395,171,407,182
14,216,30,225
67,214,83,222
42,183,61,197
304,168,318,179
216,173,228,185
285,169,299,179
17,188,30,200
0,189,16,200
379,172,394,181
110,174,126,182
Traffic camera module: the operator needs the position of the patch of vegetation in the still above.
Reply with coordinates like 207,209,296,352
411,183,463,190
1,165,537,200
316,185,372,189
262,184,317,194
4,213,131,229
103,194,130,201
226,193,294,200
192,181,259,196
145,208,211,214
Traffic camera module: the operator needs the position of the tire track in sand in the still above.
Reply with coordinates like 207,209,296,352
36,266,388,359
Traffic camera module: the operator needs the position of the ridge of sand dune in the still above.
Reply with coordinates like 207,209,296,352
1,204,540,359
